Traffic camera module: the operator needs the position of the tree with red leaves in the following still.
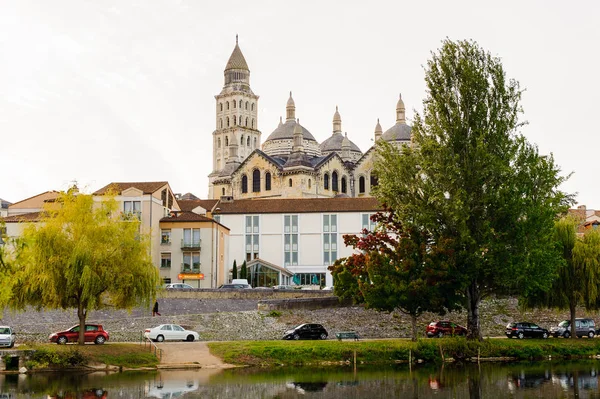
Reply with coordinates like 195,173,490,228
329,209,461,341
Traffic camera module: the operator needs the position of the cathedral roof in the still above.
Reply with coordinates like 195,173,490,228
225,41,249,71
382,123,412,142
264,119,318,142
320,133,362,153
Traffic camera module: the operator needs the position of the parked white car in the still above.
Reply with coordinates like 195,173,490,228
144,324,199,342
164,283,194,289
0,326,15,348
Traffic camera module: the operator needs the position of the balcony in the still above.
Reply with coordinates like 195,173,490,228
180,263,201,274
181,239,201,250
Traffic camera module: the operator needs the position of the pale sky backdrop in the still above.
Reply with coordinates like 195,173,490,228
1,0,599,207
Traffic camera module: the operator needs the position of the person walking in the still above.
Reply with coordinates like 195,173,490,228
153,300,161,317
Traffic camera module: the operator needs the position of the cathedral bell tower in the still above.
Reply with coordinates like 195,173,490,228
209,36,261,198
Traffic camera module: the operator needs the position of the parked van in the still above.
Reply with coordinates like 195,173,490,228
550,318,595,338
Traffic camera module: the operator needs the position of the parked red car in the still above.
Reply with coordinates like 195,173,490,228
49,324,109,344
426,321,467,338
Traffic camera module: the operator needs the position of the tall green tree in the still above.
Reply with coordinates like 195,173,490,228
10,192,161,344
524,217,600,338
330,211,461,341
374,39,572,340
232,260,238,280
240,260,247,280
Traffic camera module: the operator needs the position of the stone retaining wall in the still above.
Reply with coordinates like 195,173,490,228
257,296,351,311
2,296,598,344
160,289,331,300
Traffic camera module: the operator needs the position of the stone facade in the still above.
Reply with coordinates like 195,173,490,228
208,39,413,200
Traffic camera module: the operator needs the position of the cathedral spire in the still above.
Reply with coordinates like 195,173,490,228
292,118,304,153
374,118,383,141
286,91,296,121
396,93,406,124
332,106,342,134
341,132,351,161
223,36,250,88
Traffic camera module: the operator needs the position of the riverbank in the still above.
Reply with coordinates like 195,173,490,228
5,343,159,371
207,338,600,367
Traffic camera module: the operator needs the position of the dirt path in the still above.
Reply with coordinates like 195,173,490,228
156,342,234,369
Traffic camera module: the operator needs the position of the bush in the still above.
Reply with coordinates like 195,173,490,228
267,310,282,318
27,348,87,369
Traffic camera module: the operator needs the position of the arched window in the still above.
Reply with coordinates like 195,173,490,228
359,176,365,193
226,117,230,127
324,173,329,190
289,178,293,187
222,188,225,195
332,171,339,192
219,103,223,111
308,179,312,189
225,136,229,146
233,115,237,126
245,101,248,110
247,136,250,146
226,101,229,110
252,170,261,192
241,135,244,145
252,119,255,129
251,103,255,111
233,100,236,109
254,137,257,148
239,100,242,108
341,177,347,193
245,117,248,127
218,137,221,148
241,175,248,193
370,173,378,188
265,172,271,191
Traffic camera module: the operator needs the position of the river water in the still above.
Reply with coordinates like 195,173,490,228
2,361,600,398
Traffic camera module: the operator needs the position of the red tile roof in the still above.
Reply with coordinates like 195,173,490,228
8,191,60,207
159,211,215,223
178,199,219,212
93,182,169,195
3,211,44,223
213,197,382,214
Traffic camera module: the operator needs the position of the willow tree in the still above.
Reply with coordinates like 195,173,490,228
11,191,161,344
524,217,600,338
373,39,572,340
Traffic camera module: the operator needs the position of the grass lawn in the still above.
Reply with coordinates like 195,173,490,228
207,338,600,367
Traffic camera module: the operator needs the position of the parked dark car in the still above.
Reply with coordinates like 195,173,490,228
426,321,467,338
283,324,328,340
550,318,595,338
505,322,549,339
49,324,109,345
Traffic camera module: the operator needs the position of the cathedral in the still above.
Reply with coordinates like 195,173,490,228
208,38,413,200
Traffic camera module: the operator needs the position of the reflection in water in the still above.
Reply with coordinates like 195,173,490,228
1,361,600,398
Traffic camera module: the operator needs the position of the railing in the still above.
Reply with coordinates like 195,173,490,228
181,239,201,250
180,263,201,273
141,331,162,361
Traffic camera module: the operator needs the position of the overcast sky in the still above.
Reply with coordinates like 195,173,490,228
1,0,599,207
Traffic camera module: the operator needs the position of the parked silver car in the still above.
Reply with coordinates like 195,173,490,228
0,326,16,348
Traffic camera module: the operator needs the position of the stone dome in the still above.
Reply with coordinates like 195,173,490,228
265,119,318,142
382,123,412,142
262,120,321,158
320,133,362,153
